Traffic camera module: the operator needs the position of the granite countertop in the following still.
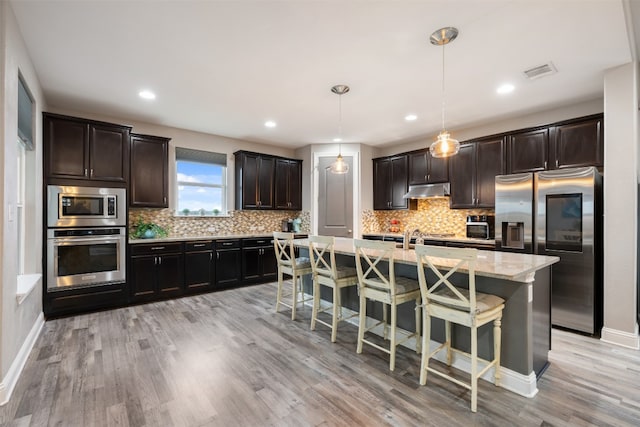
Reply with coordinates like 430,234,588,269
362,232,496,245
294,237,558,282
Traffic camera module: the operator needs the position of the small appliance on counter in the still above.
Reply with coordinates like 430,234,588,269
281,219,293,232
466,215,495,239
281,218,301,233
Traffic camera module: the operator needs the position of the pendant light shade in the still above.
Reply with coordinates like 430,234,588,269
330,84,350,174
429,27,460,159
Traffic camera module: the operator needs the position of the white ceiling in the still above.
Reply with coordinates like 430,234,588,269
10,0,635,148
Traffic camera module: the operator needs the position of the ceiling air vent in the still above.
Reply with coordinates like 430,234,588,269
523,62,557,80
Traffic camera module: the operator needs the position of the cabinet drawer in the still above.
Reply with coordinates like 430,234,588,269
215,239,241,249
242,237,273,248
184,241,214,251
130,242,183,255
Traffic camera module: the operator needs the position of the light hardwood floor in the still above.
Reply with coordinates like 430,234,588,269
1,282,639,426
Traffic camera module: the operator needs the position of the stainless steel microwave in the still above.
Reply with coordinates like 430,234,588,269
47,185,126,227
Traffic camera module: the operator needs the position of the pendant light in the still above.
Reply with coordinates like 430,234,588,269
429,27,460,158
329,84,350,174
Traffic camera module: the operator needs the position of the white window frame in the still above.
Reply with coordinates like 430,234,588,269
17,140,26,275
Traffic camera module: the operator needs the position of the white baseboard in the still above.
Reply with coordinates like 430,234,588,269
601,325,640,350
308,296,538,397
0,312,45,406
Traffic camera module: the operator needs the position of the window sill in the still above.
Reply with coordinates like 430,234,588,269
174,214,232,218
17,274,41,305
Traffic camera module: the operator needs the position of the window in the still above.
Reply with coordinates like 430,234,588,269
176,147,227,216
17,74,33,275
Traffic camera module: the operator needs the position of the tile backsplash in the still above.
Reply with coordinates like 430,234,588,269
129,209,310,238
361,198,493,238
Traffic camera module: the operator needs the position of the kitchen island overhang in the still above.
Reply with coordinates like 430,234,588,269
293,237,559,398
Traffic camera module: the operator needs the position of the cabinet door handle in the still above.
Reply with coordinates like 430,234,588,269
151,246,165,250
222,242,233,246
217,252,220,260
84,168,88,177
193,243,206,247
427,173,430,181
544,160,548,169
90,168,94,177
164,197,167,204
158,257,162,265
556,159,559,168
154,256,158,265
210,253,213,261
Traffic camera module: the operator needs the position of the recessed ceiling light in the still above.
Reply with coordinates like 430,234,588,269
496,84,515,95
405,114,418,121
264,120,277,128
333,137,342,143
138,90,156,100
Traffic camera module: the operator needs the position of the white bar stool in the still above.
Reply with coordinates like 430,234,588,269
414,244,504,413
273,232,313,320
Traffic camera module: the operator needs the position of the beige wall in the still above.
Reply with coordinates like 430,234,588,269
602,62,639,348
1,1,46,399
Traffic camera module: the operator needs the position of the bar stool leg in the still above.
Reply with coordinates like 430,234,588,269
390,300,397,371
383,303,389,340
494,317,502,386
415,297,421,353
310,275,319,330
276,270,283,313
471,325,478,413
331,286,339,342
356,292,366,354
420,309,430,385
445,320,452,366
291,274,298,321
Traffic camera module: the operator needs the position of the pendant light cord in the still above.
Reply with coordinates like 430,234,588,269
441,43,446,131
338,93,343,155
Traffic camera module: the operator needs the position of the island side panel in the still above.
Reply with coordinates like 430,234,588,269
532,266,552,377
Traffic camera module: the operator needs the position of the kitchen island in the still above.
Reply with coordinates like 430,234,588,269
294,237,559,398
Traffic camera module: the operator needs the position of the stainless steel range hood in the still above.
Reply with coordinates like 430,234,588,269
403,183,451,199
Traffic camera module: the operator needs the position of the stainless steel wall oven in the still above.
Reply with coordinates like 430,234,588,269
46,227,126,290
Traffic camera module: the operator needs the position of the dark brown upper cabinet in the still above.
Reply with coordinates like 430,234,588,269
408,149,449,185
274,158,302,210
507,114,603,173
236,152,275,210
44,113,130,182
373,155,410,210
130,133,170,208
507,128,549,174
449,137,505,209
550,115,603,169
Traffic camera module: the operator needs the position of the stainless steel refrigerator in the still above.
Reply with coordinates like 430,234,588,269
495,166,603,335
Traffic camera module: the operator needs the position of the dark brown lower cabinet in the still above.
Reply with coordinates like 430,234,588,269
242,238,277,283
215,239,242,288
129,242,184,302
184,241,215,293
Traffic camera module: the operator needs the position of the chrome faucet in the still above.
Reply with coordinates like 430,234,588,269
403,227,421,250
